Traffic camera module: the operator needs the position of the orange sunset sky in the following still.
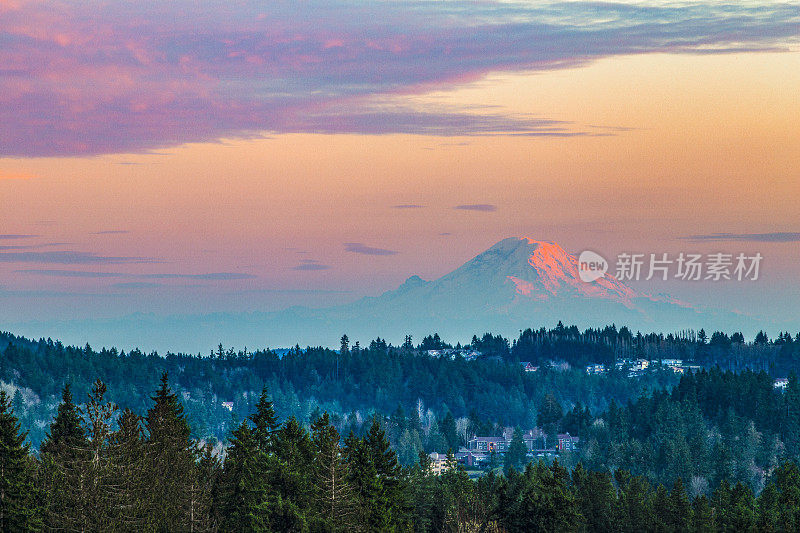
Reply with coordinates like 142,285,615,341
1,0,798,348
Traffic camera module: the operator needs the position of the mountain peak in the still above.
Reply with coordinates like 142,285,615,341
475,236,637,305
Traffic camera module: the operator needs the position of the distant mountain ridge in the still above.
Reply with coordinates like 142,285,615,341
6,237,772,352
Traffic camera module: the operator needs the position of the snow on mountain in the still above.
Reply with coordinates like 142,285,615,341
14,237,772,351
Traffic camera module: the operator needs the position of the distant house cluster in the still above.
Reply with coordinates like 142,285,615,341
519,360,570,373
426,348,481,361
426,427,580,472
774,378,789,390
584,358,702,377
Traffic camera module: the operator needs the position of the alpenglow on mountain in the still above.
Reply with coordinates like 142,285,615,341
16,236,768,352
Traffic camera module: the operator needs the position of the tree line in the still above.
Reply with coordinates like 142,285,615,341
6,377,800,532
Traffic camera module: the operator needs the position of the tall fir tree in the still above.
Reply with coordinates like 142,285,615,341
310,412,355,531
144,373,207,531
0,390,39,531
108,407,148,530
250,387,279,453
39,383,90,531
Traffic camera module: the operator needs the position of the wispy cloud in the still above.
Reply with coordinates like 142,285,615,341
112,282,162,289
143,272,257,280
0,251,159,264
16,269,256,280
684,232,800,243
344,242,399,256
292,259,332,271
2,1,797,156
454,204,497,212
15,269,121,278
0,234,38,240
293,263,332,271
91,230,130,235
392,204,424,209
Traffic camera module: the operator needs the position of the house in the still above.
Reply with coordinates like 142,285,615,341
468,436,509,453
774,378,789,390
221,401,234,411
586,363,606,375
428,452,451,475
455,450,488,468
556,433,579,452
548,360,570,372
668,365,685,374
660,359,683,366
461,350,482,361
520,361,538,372
615,358,650,372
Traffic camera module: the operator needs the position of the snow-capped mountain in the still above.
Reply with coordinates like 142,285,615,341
16,237,767,351
255,236,731,345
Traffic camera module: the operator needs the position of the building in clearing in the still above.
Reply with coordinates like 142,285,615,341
428,452,451,475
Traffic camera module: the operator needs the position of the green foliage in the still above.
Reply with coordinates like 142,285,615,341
504,427,528,474
0,390,40,530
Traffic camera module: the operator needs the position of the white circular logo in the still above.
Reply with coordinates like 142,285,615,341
578,250,608,282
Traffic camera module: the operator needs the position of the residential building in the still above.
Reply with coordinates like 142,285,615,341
775,378,789,390
556,433,579,452
428,452,451,475
468,436,509,453
586,363,606,375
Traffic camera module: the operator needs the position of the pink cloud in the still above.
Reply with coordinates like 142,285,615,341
0,1,797,156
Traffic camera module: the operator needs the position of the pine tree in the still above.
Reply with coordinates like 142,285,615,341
39,383,90,531
364,416,409,530
310,412,355,531
504,427,528,474
144,373,204,531
108,407,147,530
40,384,86,455
250,387,279,453
667,478,692,532
270,417,314,531
220,421,272,531
0,390,39,531
343,431,382,531
691,495,714,532
73,380,119,530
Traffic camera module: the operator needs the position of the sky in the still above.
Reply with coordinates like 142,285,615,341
1,0,799,349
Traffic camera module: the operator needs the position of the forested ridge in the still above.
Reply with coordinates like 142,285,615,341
4,375,800,532
4,324,800,530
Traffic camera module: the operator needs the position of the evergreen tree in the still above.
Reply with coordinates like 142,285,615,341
343,431,381,530
144,373,206,531
80,379,118,530
310,412,355,531
504,427,528,474
39,383,90,531
0,390,39,531
667,478,692,532
108,407,148,530
365,416,409,530
250,387,279,453
220,421,272,531
691,495,715,533
271,416,314,531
